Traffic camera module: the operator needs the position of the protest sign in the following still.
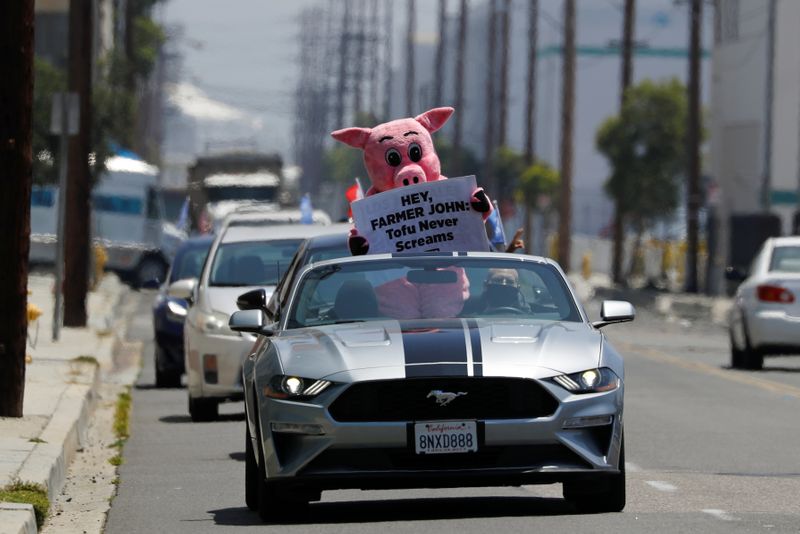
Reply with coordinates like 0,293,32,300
351,176,491,254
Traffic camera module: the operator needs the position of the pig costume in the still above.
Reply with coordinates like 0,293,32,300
331,107,493,319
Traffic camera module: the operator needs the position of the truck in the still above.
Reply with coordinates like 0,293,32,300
30,155,186,287
186,152,296,230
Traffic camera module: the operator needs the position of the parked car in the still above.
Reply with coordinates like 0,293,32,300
233,252,634,521
171,216,347,422
151,235,214,387
727,236,800,370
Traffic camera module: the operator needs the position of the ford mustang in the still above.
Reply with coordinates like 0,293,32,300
232,252,634,521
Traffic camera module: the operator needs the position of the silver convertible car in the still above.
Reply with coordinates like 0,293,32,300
231,252,635,521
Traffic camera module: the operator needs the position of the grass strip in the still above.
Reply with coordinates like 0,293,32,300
0,480,49,528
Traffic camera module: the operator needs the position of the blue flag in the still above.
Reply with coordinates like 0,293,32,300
300,193,313,224
486,200,506,249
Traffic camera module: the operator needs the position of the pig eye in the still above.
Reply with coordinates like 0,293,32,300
408,143,422,162
385,148,402,167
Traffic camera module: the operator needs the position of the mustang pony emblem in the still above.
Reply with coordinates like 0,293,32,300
427,390,468,406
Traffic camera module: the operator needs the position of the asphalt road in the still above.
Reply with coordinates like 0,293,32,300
106,294,800,533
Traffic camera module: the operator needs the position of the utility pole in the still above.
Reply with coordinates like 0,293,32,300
382,0,394,120
524,0,538,165
497,0,511,149
452,0,468,170
484,0,498,196
0,0,34,417
352,0,366,117
368,0,380,117
336,0,351,126
558,0,576,271
64,0,93,326
406,0,416,116
685,0,702,293
762,0,776,211
434,0,448,106
612,0,635,285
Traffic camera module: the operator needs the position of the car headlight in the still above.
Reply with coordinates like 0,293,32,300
166,300,187,320
547,367,619,394
263,375,332,400
196,309,235,335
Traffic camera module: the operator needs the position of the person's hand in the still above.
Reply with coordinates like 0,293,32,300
348,228,369,256
505,228,525,253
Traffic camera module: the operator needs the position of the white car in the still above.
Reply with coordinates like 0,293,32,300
728,236,800,370
170,216,349,421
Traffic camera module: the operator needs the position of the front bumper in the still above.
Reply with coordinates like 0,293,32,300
255,379,623,490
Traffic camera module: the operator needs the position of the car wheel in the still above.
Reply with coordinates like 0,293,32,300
154,347,181,388
564,438,626,513
740,319,764,371
136,257,167,289
245,419,258,511
729,329,745,369
188,395,218,422
255,428,309,523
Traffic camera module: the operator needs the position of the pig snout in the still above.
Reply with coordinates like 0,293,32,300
394,165,427,188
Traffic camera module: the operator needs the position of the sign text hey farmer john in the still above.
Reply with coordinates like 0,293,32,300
351,176,491,254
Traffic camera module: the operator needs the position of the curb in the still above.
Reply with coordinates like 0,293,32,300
0,503,37,534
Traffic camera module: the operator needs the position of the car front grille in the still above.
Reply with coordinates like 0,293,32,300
327,377,559,422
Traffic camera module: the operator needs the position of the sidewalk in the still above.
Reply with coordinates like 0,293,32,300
0,273,129,534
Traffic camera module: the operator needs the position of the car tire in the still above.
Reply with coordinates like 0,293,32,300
245,420,258,511
154,347,181,388
564,438,626,513
136,257,167,289
740,319,764,371
255,424,309,523
729,330,746,369
188,396,218,422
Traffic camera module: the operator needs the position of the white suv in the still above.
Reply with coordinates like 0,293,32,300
171,215,348,421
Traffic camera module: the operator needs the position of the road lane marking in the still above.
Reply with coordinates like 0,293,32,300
645,480,678,492
618,342,800,400
702,509,738,521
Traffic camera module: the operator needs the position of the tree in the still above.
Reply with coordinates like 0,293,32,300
434,137,479,178
596,78,692,277
0,0,35,417
516,160,559,254
32,58,65,185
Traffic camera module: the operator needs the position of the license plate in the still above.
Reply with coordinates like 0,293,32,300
414,421,478,454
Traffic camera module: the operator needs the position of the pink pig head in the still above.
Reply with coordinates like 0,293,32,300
331,107,454,194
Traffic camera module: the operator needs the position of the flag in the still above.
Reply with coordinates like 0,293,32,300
345,178,365,219
486,200,507,249
300,193,313,224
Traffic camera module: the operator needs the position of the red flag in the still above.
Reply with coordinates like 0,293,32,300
345,179,364,218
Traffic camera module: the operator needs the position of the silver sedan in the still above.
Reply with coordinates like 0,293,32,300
233,252,635,521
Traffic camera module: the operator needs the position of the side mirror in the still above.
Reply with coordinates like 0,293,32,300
237,288,268,311
228,309,273,335
141,278,161,290
725,266,747,282
592,300,635,329
168,278,197,303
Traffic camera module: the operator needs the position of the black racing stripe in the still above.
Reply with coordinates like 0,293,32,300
466,319,483,377
400,319,468,377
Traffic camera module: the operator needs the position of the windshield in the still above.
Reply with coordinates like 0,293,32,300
169,242,211,283
209,239,302,287
287,257,581,329
206,186,278,203
769,246,800,273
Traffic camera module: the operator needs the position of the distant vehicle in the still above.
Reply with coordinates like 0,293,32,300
169,215,344,422
30,155,186,287
187,152,296,229
151,235,213,388
234,252,634,521
727,236,800,370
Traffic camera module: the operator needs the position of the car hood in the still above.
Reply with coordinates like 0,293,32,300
203,285,276,315
271,318,602,381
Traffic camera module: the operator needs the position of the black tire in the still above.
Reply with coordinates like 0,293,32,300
729,329,746,369
740,319,764,371
188,396,219,422
245,421,258,511
154,347,181,388
255,427,309,522
564,439,626,513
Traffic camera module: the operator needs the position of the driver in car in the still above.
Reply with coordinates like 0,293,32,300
479,268,528,314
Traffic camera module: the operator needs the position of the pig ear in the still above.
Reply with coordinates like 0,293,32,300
331,127,372,148
415,107,454,133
